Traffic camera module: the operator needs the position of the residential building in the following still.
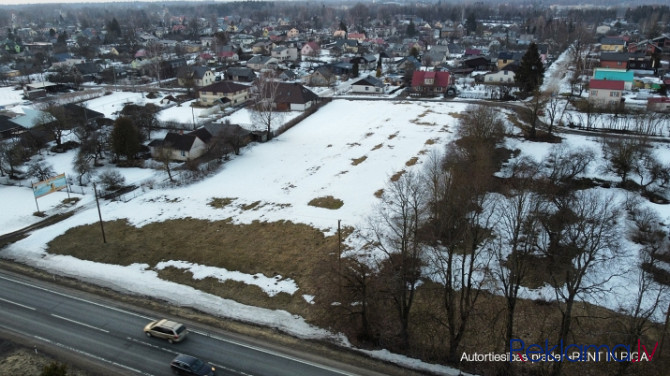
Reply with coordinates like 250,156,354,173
177,66,216,87
301,42,320,57
410,71,451,97
351,75,386,94
588,79,624,107
197,81,251,106
593,68,634,90
484,69,515,84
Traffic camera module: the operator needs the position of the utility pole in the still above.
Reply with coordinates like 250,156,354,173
93,183,107,243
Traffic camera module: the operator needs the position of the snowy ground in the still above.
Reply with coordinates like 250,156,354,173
2,47,670,374
0,99,468,376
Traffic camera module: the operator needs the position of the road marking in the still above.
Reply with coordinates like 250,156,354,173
0,274,153,320
0,296,36,311
210,362,254,376
1,273,358,375
189,329,359,376
0,324,153,376
51,314,109,333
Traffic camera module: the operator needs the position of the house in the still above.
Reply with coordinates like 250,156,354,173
246,55,279,71
279,70,298,81
351,75,386,94
394,56,421,73
301,42,320,57
647,97,670,113
599,53,629,69
628,53,656,71
264,82,320,111
497,51,524,70
226,67,256,82
0,115,25,139
593,68,634,90
252,41,273,54
271,46,298,61
287,28,299,39
178,66,216,87
484,69,516,84
217,51,239,63
410,71,451,97
423,49,448,67
73,62,102,82
305,67,336,86
62,104,105,127
9,108,55,130
350,54,378,70
160,58,187,79
149,131,207,161
348,33,366,43
588,79,625,107
462,56,493,71
197,81,251,107
600,37,626,53
334,39,358,54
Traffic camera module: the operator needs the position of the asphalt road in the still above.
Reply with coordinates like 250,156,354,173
0,270,389,376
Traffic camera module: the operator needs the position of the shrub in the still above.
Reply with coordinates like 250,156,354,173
97,169,126,191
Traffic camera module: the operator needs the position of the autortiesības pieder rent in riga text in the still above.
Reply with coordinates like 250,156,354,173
460,339,658,362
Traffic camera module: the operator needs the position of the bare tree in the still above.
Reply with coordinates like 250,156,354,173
72,151,93,186
543,144,596,183
423,147,496,362
154,143,175,182
614,203,669,375
601,137,649,186
492,157,542,356
544,89,569,134
366,170,427,349
36,104,72,148
27,161,55,181
144,40,165,87
250,71,283,141
537,190,622,376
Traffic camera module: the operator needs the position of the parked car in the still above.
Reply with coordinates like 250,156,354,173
170,354,215,376
143,319,188,343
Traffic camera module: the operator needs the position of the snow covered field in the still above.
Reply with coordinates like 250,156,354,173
2,48,670,374
0,99,469,375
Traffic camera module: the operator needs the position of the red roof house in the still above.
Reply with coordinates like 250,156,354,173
588,79,625,107
411,71,451,97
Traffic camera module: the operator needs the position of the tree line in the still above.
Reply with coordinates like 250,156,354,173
313,105,670,376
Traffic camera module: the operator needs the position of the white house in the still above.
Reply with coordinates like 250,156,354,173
484,70,516,84
350,75,386,94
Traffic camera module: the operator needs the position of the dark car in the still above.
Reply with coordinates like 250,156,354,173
170,354,215,376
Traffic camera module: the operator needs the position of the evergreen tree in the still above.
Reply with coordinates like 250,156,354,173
465,13,477,35
515,42,545,94
352,60,359,78
406,20,417,37
111,117,140,161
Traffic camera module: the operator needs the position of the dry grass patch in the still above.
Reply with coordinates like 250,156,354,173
448,112,467,119
351,156,367,165
308,196,344,210
374,189,384,198
390,170,406,182
425,138,438,145
347,142,361,147
157,267,312,318
208,197,236,208
241,201,262,211
405,157,419,166
364,132,374,138
371,143,383,151
388,132,399,140
48,218,340,293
